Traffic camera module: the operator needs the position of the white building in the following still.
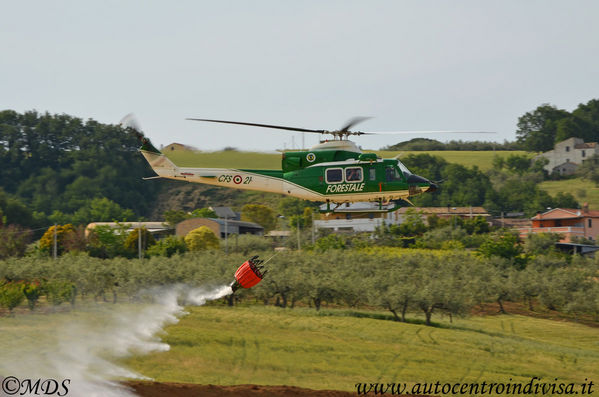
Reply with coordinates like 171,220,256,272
535,137,599,175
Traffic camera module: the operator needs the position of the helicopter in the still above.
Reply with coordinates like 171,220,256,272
132,116,489,212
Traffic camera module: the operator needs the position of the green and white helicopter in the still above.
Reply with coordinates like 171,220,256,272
133,117,486,212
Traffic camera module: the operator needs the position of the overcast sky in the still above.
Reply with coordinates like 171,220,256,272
2,1,598,151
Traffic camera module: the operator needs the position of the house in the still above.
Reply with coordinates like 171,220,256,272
515,204,599,242
162,142,196,152
85,222,172,239
314,202,399,233
313,204,491,233
209,206,239,220
175,218,263,239
534,137,599,175
398,206,491,222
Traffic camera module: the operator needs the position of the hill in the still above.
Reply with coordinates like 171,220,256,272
164,149,529,171
539,178,599,210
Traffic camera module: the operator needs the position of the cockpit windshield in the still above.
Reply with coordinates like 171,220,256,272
397,160,412,175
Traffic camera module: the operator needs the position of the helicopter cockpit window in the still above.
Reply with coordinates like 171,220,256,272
326,168,343,183
345,167,363,183
385,166,403,182
397,160,412,175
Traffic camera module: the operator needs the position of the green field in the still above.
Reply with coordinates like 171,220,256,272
164,149,529,171
540,178,599,209
124,305,599,393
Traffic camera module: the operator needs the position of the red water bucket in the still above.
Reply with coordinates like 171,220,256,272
234,260,263,289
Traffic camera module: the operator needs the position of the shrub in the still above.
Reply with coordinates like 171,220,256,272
23,280,42,310
184,226,220,251
227,234,272,255
0,281,25,313
146,235,187,257
45,280,76,306
39,224,76,256
124,227,156,255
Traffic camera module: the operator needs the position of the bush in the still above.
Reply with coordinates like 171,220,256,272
0,225,32,259
45,280,76,306
39,224,76,256
0,281,25,313
184,226,220,251
227,234,272,255
23,280,42,310
146,235,187,257
315,234,346,251
124,227,156,255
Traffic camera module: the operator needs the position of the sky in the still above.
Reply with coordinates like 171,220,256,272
2,0,599,152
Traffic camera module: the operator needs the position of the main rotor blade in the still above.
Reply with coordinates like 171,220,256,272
357,130,495,135
187,118,327,134
339,116,372,132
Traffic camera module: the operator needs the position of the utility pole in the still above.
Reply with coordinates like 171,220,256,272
297,216,301,251
138,221,142,260
225,216,228,254
53,223,57,260
311,211,315,245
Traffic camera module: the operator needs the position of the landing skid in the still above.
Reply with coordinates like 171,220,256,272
319,199,413,214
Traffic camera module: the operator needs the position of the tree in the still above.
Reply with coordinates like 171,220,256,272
0,110,161,223
241,204,276,232
278,197,309,218
191,208,217,218
23,281,42,310
516,104,570,152
39,224,77,256
577,154,599,185
0,225,32,258
0,281,25,314
86,224,130,258
146,235,187,257
524,233,562,256
71,197,135,225
315,234,346,251
163,210,190,227
124,227,156,254
184,226,220,251
477,229,526,268
369,258,418,322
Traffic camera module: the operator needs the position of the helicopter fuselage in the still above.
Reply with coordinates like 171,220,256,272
140,139,436,209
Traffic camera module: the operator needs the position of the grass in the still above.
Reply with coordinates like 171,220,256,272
164,149,530,171
539,177,599,209
124,305,599,393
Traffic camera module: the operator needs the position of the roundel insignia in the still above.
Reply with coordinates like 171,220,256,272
233,175,243,184
306,153,316,162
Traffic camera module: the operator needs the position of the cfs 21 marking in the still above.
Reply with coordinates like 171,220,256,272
218,174,252,185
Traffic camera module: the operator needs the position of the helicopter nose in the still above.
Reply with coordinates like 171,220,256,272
406,174,429,184
426,182,438,193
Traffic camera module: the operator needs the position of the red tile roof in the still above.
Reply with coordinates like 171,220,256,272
531,208,599,220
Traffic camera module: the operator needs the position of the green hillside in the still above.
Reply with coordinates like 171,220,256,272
540,178,599,209
125,305,599,393
164,149,529,171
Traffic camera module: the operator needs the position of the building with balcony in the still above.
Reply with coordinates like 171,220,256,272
515,205,599,242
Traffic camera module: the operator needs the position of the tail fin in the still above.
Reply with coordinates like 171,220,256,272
120,113,178,178
140,143,178,177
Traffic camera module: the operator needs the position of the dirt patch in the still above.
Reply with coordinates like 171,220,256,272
124,381,432,397
126,381,355,397
471,301,599,328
